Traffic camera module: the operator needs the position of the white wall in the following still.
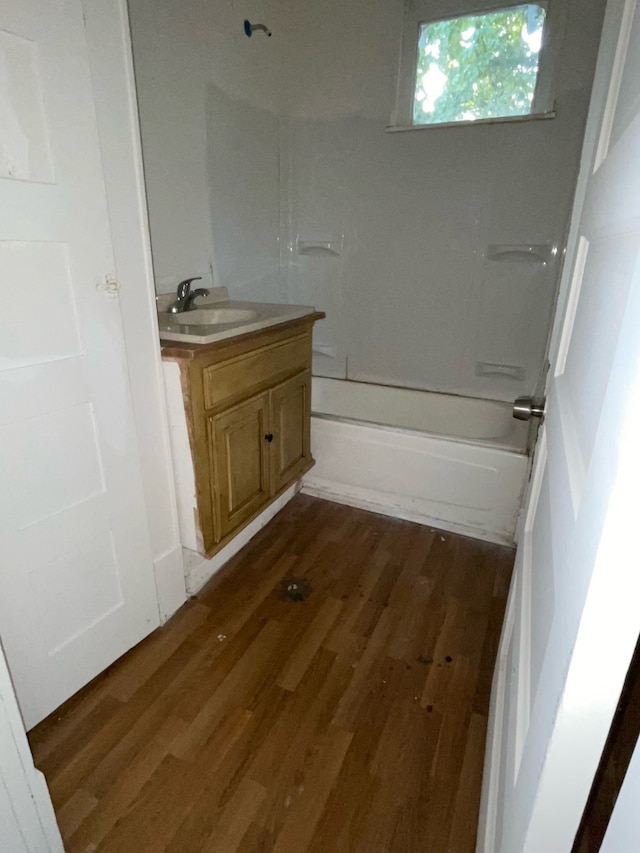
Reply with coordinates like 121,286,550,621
205,83,285,303
128,0,285,296
130,0,606,401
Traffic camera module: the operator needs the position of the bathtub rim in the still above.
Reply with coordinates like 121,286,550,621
311,376,531,453
310,410,530,456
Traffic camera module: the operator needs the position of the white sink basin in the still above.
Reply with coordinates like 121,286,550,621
169,307,257,326
158,296,318,345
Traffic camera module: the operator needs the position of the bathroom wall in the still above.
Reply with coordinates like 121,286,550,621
279,0,607,400
129,0,606,401
128,0,285,296
205,84,284,302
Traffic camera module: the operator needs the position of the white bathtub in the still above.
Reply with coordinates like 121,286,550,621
302,378,530,545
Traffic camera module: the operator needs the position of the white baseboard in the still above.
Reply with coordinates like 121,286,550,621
184,482,300,595
153,545,187,623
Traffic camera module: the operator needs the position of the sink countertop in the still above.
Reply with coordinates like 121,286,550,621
159,297,324,358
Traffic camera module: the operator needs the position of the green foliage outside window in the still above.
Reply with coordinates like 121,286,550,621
413,4,546,125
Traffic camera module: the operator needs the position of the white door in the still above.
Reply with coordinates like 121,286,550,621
0,0,160,729
0,640,63,852
478,0,640,850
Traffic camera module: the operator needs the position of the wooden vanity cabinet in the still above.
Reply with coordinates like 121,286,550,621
162,315,321,557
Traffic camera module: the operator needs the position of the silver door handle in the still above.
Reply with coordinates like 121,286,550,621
513,396,546,421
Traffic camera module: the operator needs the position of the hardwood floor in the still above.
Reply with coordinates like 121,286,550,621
29,495,514,853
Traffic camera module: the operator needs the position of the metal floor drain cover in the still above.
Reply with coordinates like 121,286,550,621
282,577,312,602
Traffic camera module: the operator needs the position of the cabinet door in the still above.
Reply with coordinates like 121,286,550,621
209,393,270,541
270,370,312,494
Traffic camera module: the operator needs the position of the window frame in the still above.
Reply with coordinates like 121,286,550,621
390,0,563,131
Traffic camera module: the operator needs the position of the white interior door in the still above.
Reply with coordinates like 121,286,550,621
0,640,62,851
0,0,160,729
478,0,640,850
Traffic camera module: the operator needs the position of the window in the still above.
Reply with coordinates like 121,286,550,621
391,2,556,130
414,5,546,125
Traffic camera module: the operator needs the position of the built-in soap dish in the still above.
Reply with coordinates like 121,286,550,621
486,243,556,264
476,361,525,381
312,343,337,358
295,236,342,257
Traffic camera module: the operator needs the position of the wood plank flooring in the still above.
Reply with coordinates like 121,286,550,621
29,495,514,853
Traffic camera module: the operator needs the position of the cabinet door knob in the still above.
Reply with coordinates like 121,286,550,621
264,433,274,443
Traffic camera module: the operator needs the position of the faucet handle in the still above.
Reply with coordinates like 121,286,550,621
176,277,202,298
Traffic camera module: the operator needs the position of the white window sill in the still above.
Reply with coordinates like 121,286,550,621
385,111,557,133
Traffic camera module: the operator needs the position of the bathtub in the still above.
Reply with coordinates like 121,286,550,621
302,378,530,545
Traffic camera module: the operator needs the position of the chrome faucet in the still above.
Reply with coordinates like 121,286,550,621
168,277,210,313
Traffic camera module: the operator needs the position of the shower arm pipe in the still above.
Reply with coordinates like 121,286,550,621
244,20,272,37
